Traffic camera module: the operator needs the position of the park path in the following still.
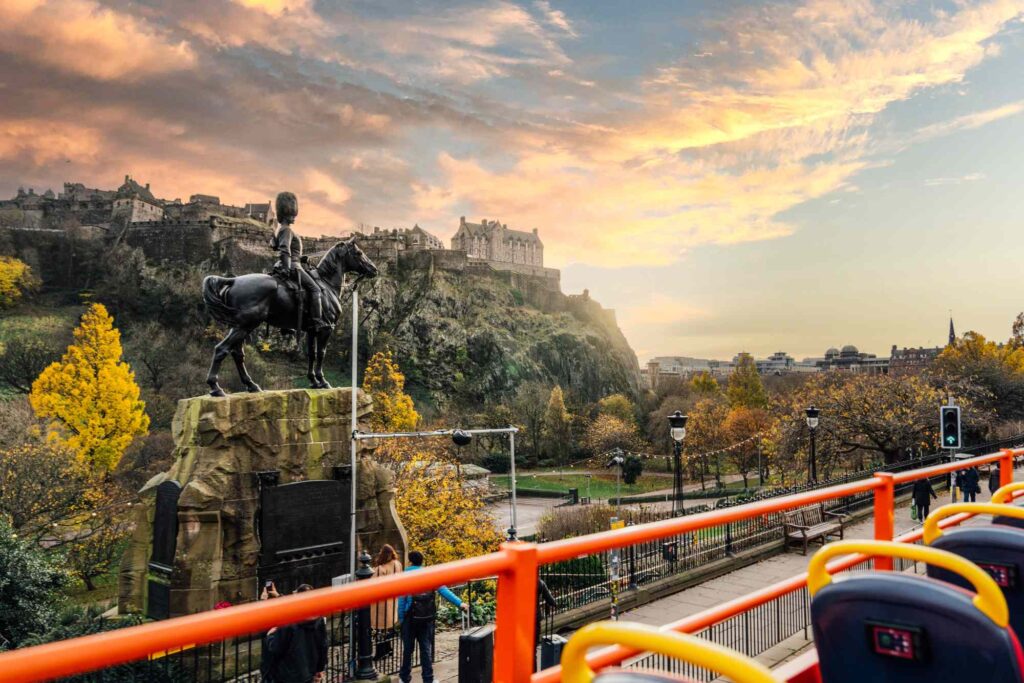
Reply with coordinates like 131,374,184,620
433,471,1021,682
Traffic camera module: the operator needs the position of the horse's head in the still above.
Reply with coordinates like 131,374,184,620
322,238,378,281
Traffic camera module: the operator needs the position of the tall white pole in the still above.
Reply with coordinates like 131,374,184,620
349,289,359,580
508,430,518,540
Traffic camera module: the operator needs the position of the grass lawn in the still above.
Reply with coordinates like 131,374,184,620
491,473,669,497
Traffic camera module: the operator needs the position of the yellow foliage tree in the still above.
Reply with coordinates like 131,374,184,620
0,256,38,309
385,447,503,563
362,350,419,432
29,304,149,472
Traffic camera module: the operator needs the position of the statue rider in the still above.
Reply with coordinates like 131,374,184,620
270,192,329,330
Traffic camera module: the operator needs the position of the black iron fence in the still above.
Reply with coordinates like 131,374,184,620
541,436,1024,620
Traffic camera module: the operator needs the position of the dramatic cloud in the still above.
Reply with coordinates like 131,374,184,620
0,0,195,80
0,0,1021,262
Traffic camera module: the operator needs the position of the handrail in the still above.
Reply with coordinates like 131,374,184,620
923,502,1024,543
560,622,779,683
0,446,1020,683
0,551,513,683
537,478,881,564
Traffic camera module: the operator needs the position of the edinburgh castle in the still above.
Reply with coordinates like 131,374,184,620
0,176,562,294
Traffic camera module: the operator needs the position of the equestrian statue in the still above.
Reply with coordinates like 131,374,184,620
202,191,378,397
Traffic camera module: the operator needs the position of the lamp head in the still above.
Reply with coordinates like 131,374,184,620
805,405,820,430
668,410,688,442
451,429,473,447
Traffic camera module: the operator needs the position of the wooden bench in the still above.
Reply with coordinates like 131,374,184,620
783,503,847,555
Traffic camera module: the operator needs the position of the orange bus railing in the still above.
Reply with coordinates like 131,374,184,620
0,448,1019,683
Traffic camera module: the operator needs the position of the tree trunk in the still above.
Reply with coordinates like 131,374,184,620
83,575,96,592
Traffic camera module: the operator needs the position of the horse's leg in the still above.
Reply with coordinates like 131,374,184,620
314,328,332,388
207,328,244,397
231,326,262,393
306,331,318,388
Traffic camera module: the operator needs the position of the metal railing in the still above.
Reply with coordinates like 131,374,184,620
0,447,1020,683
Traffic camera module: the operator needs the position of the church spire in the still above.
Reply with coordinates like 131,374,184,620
948,316,956,346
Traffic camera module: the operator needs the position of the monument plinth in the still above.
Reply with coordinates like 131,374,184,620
119,388,407,618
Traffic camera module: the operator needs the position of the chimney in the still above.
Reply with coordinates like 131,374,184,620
460,216,466,225
533,228,538,235
481,218,487,226
145,183,150,191
125,174,129,183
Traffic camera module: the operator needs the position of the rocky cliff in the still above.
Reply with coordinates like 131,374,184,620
351,256,640,408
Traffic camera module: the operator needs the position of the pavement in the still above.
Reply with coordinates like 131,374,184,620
426,471,1021,682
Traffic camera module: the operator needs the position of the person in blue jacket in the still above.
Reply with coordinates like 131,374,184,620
397,550,468,683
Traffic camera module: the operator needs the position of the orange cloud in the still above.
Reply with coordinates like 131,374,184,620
0,0,195,81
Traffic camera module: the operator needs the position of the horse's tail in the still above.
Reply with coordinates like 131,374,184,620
202,275,239,326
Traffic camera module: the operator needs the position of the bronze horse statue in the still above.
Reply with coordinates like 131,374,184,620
202,239,378,396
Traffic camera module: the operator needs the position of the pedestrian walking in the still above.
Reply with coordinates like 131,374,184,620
397,551,468,683
261,584,328,683
960,467,980,503
912,478,938,522
371,544,403,661
989,467,1002,498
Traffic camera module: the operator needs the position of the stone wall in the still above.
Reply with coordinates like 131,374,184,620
119,388,407,617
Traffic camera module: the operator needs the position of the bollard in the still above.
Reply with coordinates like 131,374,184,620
354,550,377,681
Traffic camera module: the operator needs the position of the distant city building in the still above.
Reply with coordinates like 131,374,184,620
801,345,889,374
888,318,955,377
451,217,543,267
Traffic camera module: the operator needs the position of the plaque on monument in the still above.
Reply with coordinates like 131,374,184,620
150,480,182,571
257,478,351,594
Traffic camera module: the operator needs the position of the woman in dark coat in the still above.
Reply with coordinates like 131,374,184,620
913,478,938,522
960,467,981,503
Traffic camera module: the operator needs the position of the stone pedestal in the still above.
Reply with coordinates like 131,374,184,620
119,388,407,617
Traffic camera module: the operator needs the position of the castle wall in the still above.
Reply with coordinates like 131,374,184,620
124,221,215,264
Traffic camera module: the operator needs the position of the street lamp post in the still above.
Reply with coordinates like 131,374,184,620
668,410,688,516
805,405,820,483
608,448,625,507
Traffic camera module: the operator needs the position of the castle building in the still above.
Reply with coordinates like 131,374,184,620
112,175,164,223
451,217,543,267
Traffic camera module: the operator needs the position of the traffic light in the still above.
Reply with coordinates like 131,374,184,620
940,405,961,449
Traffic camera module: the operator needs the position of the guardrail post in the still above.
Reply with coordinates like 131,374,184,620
1000,449,1015,489
494,542,537,683
873,473,895,571
354,550,377,681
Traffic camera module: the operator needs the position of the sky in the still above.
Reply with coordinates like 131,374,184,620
2,0,1024,361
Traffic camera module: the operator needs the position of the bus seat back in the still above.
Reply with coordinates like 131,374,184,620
811,572,1024,683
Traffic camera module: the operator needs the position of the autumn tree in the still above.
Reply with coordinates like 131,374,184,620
723,406,771,488
543,386,572,463
513,382,549,464
794,373,945,465
29,304,149,473
0,442,93,542
362,349,419,432
685,397,731,488
691,372,719,395
0,256,38,309
583,414,644,456
597,394,636,424
726,353,768,409
933,331,1024,419
382,445,503,563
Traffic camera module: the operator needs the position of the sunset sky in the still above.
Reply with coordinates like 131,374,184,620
3,0,1024,361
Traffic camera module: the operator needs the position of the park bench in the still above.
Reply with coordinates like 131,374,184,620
783,503,847,555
